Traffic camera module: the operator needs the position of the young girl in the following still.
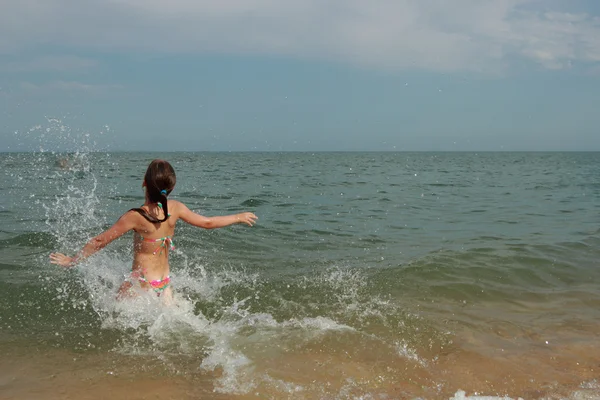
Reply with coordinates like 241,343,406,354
50,159,258,301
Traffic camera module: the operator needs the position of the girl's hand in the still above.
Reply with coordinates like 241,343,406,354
49,253,76,268
237,212,258,226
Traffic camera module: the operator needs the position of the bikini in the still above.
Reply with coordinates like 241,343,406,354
128,198,173,296
133,234,175,295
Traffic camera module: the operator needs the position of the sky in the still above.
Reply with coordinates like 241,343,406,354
1,0,600,152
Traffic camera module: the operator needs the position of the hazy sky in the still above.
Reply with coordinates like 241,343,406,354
1,0,600,151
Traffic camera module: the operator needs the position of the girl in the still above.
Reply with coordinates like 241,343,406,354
50,159,258,301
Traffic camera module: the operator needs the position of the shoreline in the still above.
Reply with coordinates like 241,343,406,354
2,326,598,399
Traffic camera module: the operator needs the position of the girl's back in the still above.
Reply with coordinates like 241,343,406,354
130,200,177,281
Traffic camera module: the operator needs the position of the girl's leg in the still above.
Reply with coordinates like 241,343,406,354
161,286,174,305
117,280,137,300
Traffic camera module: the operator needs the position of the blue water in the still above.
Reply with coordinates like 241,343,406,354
1,150,599,399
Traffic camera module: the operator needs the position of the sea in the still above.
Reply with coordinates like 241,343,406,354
1,149,599,399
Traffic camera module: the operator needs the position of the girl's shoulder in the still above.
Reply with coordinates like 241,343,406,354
167,199,184,210
166,199,185,217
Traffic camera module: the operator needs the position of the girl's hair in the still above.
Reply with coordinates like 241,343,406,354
131,159,176,223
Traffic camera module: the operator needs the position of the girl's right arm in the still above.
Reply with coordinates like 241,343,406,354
50,211,138,267
176,201,258,229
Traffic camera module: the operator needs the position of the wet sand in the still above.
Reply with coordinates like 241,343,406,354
0,342,223,400
1,327,599,400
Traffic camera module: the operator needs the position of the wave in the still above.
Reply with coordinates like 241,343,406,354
0,231,56,248
7,249,445,395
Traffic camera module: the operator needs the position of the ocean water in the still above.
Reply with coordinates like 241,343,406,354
1,150,599,399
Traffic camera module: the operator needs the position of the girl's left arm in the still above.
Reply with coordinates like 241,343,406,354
50,211,137,268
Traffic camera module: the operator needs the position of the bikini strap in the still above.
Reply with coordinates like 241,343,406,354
129,207,170,223
130,208,157,223
138,234,175,255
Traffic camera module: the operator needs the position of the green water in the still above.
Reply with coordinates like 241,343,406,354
1,151,599,397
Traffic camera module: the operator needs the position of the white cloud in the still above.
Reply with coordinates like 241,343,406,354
1,0,599,73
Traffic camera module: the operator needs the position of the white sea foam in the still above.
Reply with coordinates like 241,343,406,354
450,390,523,400
66,252,355,395
395,339,428,367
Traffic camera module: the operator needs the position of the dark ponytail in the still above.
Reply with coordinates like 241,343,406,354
130,159,176,223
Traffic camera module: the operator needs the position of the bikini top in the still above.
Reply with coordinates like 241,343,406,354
130,207,174,255
138,234,175,255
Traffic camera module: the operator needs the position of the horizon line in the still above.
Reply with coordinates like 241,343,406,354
1,149,600,154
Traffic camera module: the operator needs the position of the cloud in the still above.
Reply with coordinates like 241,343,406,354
1,0,599,73
509,10,600,69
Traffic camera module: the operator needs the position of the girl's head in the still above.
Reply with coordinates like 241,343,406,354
143,159,176,222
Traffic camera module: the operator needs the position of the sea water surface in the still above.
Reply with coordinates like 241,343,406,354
1,151,599,399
